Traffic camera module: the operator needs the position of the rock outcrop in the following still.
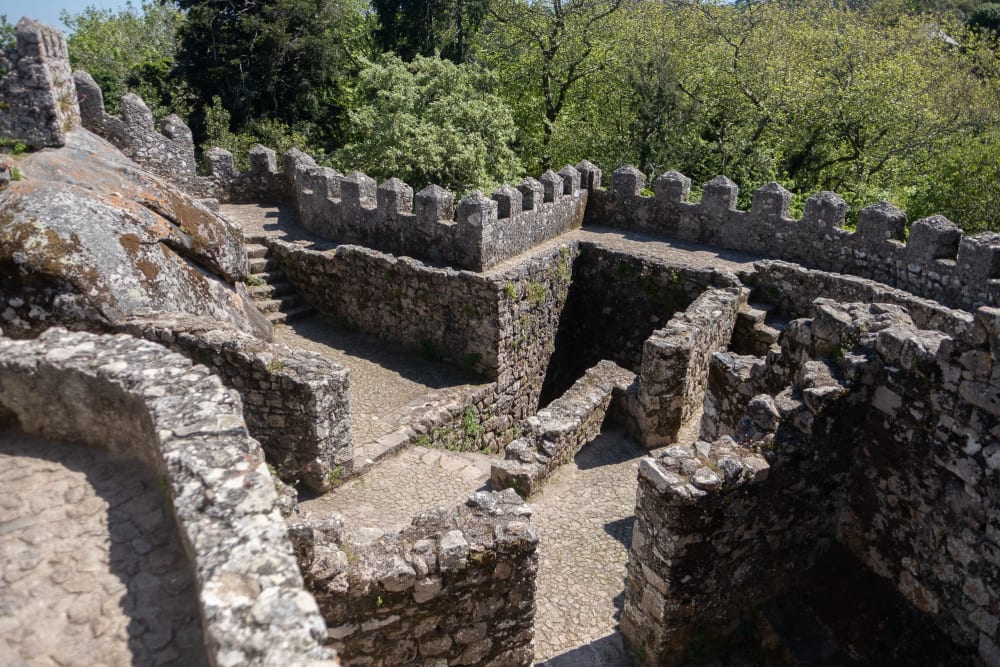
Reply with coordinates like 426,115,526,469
0,130,271,339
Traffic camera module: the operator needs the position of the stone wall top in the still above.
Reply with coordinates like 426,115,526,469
0,328,338,666
586,165,1000,312
0,17,81,148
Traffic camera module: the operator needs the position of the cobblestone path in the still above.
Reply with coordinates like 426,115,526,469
530,430,644,664
299,428,644,665
0,433,207,667
274,316,481,449
300,445,493,532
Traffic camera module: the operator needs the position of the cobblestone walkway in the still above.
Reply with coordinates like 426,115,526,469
0,433,207,667
531,430,644,664
274,316,481,449
299,428,644,665
299,445,493,532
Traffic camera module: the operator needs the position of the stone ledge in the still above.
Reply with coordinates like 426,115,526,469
0,328,337,666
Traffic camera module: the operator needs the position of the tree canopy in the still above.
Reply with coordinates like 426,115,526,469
59,0,1000,231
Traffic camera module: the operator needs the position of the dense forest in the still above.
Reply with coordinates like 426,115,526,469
7,0,1000,230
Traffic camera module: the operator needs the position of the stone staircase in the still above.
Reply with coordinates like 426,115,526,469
733,299,788,356
245,240,315,325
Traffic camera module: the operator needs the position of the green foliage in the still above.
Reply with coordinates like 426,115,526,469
372,0,490,62
482,0,626,171
0,14,15,52
63,1,190,118
525,281,547,304
0,138,29,154
10,167,21,181
969,2,1000,32
336,53,522,193
461,406,482,439
203,96,314,170
175,0,361,145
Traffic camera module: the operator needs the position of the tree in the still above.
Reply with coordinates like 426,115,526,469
372,0,489,62
173,0,363,145
335,53,522,193
483,0,624,170
62,1,188,117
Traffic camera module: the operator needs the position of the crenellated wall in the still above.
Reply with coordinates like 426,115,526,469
270,150,589,271
0,18,80,149
74,71,201,190
586,166,1000,312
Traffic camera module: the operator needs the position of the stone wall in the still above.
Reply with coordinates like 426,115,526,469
0,328,337,666
539,244,740,403
290,490,538,666
0,18,80,149
203,144,291,203
74,71,204,191
491,360,635,497
116,313,352,493
586,166,1000,312
623,297,998,665
278,150,588,271
268,238,501,378
634,287,747,447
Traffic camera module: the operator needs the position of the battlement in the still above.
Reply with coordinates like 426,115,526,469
74,71,205,192
205,147,590,271
586,166,1000,312
0,18,80,148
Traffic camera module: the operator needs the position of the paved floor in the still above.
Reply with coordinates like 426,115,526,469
300,445,493,531
274,315,481,450
0,433,207,667
299,427,645,665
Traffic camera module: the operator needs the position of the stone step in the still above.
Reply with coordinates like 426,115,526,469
248,256,280,273
256,293,305,314
266,304,315,325
244,233,271,245
251,269,286,284
248,282,294,299
245,243,269,259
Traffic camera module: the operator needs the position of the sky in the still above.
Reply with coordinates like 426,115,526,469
6,0,132,33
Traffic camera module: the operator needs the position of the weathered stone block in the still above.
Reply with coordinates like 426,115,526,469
342,171,377,214
539,170,562,203
655,170,691,204
491,185,522,219
248,145,278,176
576,160,602,190
204,148,237,182
802,191,847,230
700,175,739,219
750,182,791,221
611,165,645,197
415,184,455,224
855,201,906,241
958,233,1000,282
558,165,581,195
907,215,962,262
516,177,544,211
377,177,414,217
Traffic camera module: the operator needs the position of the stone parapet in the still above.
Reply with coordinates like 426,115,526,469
587,166,1000,311
115,312,353,493
290,490,538,665
0,328,337,666
0,18,80,148
491,360,636,497
634,286,748,447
